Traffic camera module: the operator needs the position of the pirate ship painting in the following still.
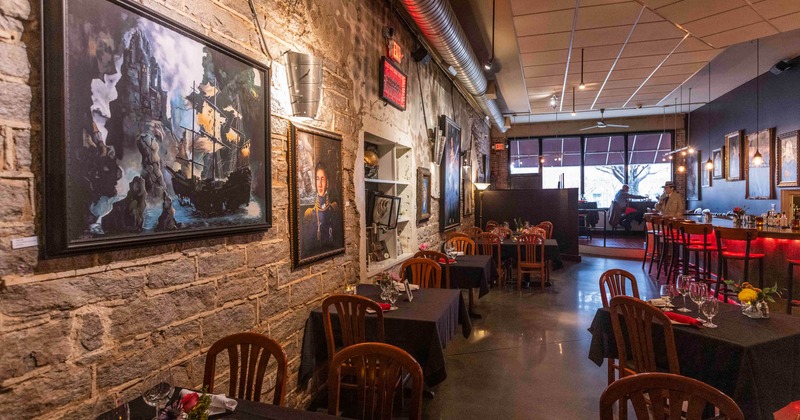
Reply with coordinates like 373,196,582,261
43,0,270,256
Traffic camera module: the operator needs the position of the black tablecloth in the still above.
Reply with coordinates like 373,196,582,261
587,301,800,420
442,254,493,297
104,387,335,420
299,285,472,387
500,238,562,269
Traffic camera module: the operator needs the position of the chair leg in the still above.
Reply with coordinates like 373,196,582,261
607,359,615,385
642,234,650,269
788,263,796,315
758,259,764,289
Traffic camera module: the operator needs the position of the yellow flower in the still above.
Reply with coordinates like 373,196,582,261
738,288,759,304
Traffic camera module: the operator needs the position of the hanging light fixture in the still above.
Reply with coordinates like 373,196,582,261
484,0,496,70
752,38,764,167
687,87,695,154
571,86,576,116
706,63,714,171
579,49,586,90
675,95,686,173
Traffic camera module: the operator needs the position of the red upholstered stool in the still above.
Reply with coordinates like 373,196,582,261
714,227,764,302
787,260,800,314
681,222,724,285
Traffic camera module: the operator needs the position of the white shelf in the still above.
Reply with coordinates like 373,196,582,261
365,179,409,186
396,217,410,224
366,252,415,277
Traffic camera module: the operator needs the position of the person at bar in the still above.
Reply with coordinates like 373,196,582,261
655,181,685,218
609,184,647,231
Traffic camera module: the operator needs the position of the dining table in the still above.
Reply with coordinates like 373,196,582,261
101,387,336,419
299,284,472,387
440,254,494,318
587,300,800,420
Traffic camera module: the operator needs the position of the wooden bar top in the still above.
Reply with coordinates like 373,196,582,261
681,214,800,240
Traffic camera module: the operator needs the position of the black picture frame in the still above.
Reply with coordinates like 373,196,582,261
369,192,401,229
378,57,407,111
439,116,461,231
417,168,431,222
746,127,775,200
686,151,699,200
711,147,724,179
725,130,744,181
777,130,798,187
42,0,271,258
288,123,345,268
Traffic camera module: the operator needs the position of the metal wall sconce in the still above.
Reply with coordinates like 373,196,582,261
286,52,323,120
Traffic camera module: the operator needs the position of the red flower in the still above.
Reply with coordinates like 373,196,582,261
181,392,199,412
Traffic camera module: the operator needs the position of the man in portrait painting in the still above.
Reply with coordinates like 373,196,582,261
302,162,341,256
730,142,740,178
421,177,429,216
783,137,797,182
713,150,722,177
445,129,460,225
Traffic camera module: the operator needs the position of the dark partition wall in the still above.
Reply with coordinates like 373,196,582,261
480,188,580,260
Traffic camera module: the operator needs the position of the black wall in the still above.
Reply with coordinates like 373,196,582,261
689,64,800,214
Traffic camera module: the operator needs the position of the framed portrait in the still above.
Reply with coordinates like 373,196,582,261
477,154,489,183
370,192,400,229
702,164,712,188
42,0,271,258
711,147,724,179
686,151,699,200
417,168,431,222
745,128,775,200
777,130,799,187
463,167,474,216
439,116,462,231
725,131,744,181
288,123,345,268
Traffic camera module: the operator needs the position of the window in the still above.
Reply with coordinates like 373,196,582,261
509,138,539,175
628,133,672,200
584,135,625,208
542,137,581,189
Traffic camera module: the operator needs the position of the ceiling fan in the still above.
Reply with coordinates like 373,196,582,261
580,109,630,131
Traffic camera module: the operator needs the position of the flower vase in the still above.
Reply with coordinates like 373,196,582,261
733,214,743,228
742,301,770,318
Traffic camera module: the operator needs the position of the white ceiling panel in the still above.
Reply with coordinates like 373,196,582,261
681,6,761,38
751,0,800,19
772,12,800,32
513,9,576,37
652,0,745,24
702,21,778,48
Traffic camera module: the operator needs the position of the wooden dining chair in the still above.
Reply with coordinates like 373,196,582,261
608,296,680,377
599,372,745,420
462,226,483,239
414,250,450,288
537,221,554,239
477,232,508,288
485,220,499,231
516,233,548,290
203,332,287,405
446,236,475,255
523,226,546,237
493,226,513,240
401,257,442,288
445,231,471,241
328,342,424,420
599,269,640,385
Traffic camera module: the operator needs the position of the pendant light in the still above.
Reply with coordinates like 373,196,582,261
752,39,764,167
579,49,586,90
571,86,576,116
687,87,695,154
677,93,685,173
706,63,714,170
484,0,496,70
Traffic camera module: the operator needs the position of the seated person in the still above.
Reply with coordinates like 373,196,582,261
609,184,647,231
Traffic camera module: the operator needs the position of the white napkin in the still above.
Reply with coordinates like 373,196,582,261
396,282,420,291
454,251,465,256
179,389,238,415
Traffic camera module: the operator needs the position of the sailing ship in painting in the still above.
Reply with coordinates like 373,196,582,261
65,0,267,242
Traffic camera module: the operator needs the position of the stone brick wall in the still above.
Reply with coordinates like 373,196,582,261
0,0,486,418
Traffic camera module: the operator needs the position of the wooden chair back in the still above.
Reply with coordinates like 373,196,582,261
517,233,546,267
414,250,450,288
523,226,547,237
203,332,287,404
537,221,554,238
493,226,513,240
608,296,679,377
462,226,483,239
328,343,423,420
715,226,758,241
485,220,499,231
445,231,471,241
446,236,475,255
599,269,640,308
401,257,442,288
599,372,745,420
322,295,385,370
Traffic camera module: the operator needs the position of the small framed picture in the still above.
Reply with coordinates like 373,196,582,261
725,130,744,181
712,147,724,179
403,280,414,302
777,130,798,187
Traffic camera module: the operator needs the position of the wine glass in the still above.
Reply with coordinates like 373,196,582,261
659,284,675,309
444,242,455,259
689,282,709,321
386,282,400,310
93,393,130,420
142,370,174,420
675,275,692,312
701,298,720,328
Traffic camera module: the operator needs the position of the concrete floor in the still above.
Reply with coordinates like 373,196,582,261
423,256,659,420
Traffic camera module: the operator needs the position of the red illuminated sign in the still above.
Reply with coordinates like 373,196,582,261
493,143,505,151
379,57,407,111
387,40,403,63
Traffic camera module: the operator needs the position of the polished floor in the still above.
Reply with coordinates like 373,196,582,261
423,256,659,420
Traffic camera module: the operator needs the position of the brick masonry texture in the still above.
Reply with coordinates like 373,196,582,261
0,0,487,417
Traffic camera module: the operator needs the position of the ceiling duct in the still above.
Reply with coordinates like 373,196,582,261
399,0,507,133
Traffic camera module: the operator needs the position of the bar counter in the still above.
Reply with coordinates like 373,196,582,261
683,214,800,239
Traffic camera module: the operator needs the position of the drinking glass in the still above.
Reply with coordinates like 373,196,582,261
444,242,455,259
386,283,400,310
344,277,358,294
675,275,692,312
689,282,709,321
701,298,719,328
659,284,675,308
142,370,174,420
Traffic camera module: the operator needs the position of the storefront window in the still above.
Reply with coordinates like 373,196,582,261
509,138,539,175
584,135,625,208
542,137,581,189
628,132,672,200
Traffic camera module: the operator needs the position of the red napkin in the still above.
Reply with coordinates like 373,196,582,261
378,303,391,311
663,311,703,328
437,258,456,263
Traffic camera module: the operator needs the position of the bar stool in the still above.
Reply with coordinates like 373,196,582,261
665,219,698,284
642,214,657,270
680,223,724,285
786,260,800,314
647,215,663,276
714,226,764,302
656,217,673,280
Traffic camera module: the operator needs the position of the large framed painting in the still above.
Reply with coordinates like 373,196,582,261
417,168,431,223
702,162,712,188
686,151,699,200
746,128,775,200
711,147,724,179
463,167,474,216
439,116,461,231
42,0,271,258
725,131,744,181
288,123,345,268
777,130,798,187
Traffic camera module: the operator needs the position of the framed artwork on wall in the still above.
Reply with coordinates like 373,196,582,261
746,127,775,200
702,164,712,188
288,123,345,268
711,147,724,179
725,131,744,181
417,168,431,223
369,192,401,230
42,0,271,258
463,167,474,216
686,151,699,200
439,115,462,231
777,130,798,187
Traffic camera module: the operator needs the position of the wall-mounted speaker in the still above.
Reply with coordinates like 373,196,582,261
412,46,431,64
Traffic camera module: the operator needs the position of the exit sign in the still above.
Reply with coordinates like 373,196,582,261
493,143,505,151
